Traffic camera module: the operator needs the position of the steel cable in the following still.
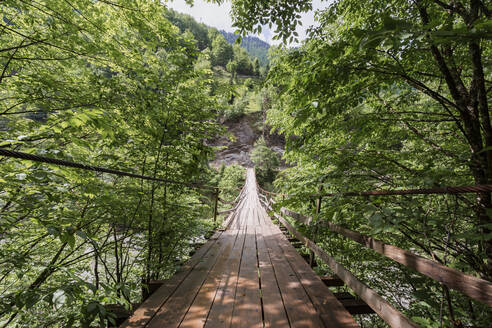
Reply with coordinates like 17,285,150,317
0,147,217,190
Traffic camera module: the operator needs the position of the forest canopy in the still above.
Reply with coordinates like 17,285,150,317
0,1,228,326
219,0,491,326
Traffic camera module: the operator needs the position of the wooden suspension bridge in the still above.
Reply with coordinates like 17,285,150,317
121,169,359,327
119,168,492,328
0,149,491,327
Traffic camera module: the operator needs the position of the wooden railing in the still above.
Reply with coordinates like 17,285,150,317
258,189,492,328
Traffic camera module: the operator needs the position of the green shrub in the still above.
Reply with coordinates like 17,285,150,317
251,137,280,188
217,164,246,202
223,96,248,121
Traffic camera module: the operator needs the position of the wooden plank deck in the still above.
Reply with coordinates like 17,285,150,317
121,169,358,328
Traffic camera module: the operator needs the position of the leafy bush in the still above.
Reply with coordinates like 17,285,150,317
217,164,246,202
223,96,248,121
251,137,280,188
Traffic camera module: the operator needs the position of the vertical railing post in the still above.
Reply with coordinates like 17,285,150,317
309,193,322,267
213,188,219,223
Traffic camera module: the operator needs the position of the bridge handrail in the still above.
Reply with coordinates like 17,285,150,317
266,205,418,328
259,185,492,328
278,207,492,307
0,147,240,192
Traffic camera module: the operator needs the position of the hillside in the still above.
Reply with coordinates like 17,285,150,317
220,31,270,66
161,10,281,172
165,9,269,66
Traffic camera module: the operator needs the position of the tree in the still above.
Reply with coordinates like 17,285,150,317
251,137,280,187
0,1,222,326
233,44,253,75
211,34,234,67
165,9,211,50
252,58,260,76
220,31,270,65
226,60,238,84
219,0,492,325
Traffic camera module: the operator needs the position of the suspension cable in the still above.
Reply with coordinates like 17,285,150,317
0,147,217,191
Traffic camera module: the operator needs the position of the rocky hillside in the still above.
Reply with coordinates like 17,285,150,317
209,112,285,168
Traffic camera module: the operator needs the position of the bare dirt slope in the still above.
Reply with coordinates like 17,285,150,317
209,112,285,168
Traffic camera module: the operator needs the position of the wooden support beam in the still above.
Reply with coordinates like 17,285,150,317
142,280,167,300
280,207,492,307
334,292,354,299
332,293,374,314
148,280,165,295
301,253,317,267
218,208,234,215
275,212,419,328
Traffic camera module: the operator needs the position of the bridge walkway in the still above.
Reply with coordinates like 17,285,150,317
122,169,358,328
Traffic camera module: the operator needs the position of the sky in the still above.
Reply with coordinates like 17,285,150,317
165,0,332,45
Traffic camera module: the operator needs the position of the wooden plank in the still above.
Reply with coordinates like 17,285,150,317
179,229,241,328
204,228,247,328
262,224,325,327
231,223,262,328
280,207,492,307
275,213,419,328
256,217,290,327
146,230,236,328
272,224,359,328
120,231,223,328
236,203,248,229
257,204,269,227
229,203,243,230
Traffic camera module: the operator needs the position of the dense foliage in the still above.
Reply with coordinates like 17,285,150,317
163,9,267,122
165,9,268,69
251,137,280,188
218,0,492,326
2,0,490,327
216,164,246,203
0,1,232,326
